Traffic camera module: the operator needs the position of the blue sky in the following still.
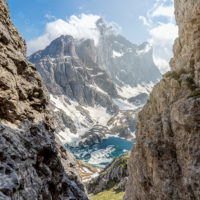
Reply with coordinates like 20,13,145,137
7,0,177,73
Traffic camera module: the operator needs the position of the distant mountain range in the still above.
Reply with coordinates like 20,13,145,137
28,18,161,146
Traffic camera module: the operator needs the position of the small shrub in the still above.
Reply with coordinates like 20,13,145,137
170,150,177,159
177,68,187,76
188,90,200,98
119,162,127,169
165,71,180,81
186,77,197,91
106,180,116,190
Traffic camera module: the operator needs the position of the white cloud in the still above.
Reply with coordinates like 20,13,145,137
152,5,174,18
139,0,178,74
44,14,56,20
149,22,178,52
153,56,170,74
139,16,150,27
27,14,101,55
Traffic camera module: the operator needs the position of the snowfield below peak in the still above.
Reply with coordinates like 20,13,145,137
112,50,124,58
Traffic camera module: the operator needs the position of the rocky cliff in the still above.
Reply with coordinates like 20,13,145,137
96,19,161,87
0,0,88,199
87,153,130,194
124,0,200,199
28,20,161,146
28,35,118,112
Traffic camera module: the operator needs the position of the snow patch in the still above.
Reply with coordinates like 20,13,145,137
84,105,111,126
88,146,115,165
112,50,123,58
117,82,154,99
50,94,112,145
113,98,137,111
137,43,152,55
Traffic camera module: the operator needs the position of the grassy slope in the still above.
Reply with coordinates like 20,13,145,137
89,189,124,200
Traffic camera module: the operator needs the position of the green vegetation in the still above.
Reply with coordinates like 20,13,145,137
89,181,97,192
170,150,177,159
106,180,116,190
123,153,130,160
165,71,180,81
1,118,5,123
177,68,187,75
186,77,197,91
89,189,124,200
119,162,127,169
188,90,200,98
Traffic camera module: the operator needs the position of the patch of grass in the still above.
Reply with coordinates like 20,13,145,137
1,118,5,123
123,153,130,160
119,162,127,169
89,189,124,200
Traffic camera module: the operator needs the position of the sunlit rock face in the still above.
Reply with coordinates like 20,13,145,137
0,0,88,199
96,18,161,87
28,35,119,114
124,0,200,199
28,19,161,147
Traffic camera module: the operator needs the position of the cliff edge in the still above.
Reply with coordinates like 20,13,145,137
124,0,200,199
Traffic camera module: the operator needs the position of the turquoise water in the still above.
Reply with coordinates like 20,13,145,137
65,137,133,167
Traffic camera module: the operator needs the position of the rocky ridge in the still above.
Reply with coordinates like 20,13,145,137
87,153,130,195
0,0,88,199
28,20,161,146
28,35,118,113
96,19,161,87
124,0,200,199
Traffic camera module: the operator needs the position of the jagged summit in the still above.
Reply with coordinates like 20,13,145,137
28,34,119,110
96,18,115,36
29,35,77,60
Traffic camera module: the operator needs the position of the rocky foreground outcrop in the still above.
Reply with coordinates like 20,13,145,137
0,0,88,199
124,0,200,200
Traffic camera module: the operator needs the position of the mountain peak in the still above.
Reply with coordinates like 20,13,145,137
96,18,114,36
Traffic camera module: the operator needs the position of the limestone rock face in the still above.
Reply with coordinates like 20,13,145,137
28,20,161,146
0,0,50,124
28,35,118,114
96,21,161,87
0,0,88,199
124,1,200,200
0,122,88,200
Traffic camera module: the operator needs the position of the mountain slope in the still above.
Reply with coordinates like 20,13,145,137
96,18,161,87
87,153,130,195
28,19,161,147
124,1,200,199
28,35,118,111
